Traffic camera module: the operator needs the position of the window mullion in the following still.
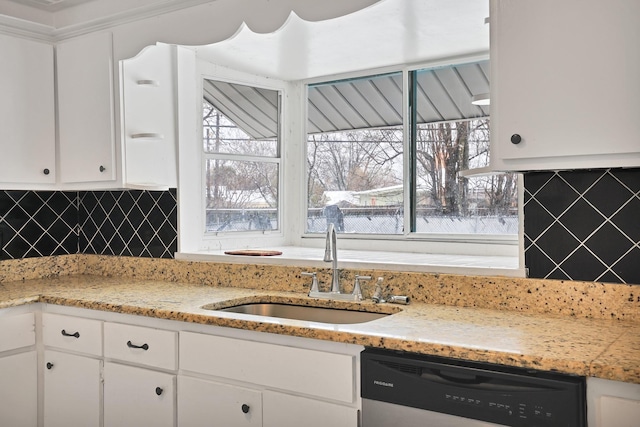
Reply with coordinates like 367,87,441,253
407,69,418,234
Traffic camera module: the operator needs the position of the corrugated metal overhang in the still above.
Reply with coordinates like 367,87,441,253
203,59,489,140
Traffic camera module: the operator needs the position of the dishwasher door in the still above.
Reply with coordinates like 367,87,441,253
363,398,506,426
361,348,586,427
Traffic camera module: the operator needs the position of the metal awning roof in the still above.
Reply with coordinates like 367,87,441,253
203,60,489,140
203,79,279,140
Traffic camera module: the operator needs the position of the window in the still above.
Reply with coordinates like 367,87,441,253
306,61,518,238
307,72,405,234
179,58,519,258
202,79,281,234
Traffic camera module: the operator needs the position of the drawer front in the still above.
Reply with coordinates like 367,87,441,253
180,332,355,403
0,312,35,352
104,322,177,370
42,313,103,356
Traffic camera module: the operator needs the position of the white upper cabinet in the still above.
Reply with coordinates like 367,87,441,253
0,34,55,185
490,0,640,171
57,32,116,184
120,43,178,189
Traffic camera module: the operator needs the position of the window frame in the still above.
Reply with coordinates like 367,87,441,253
178,58,290,253
178,55,520,258
296,58,520,256
201,87,282,235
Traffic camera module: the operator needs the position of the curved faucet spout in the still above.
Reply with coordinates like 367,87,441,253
324,223,340,293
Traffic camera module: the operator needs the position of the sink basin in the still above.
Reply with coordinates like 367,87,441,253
202,298,399,324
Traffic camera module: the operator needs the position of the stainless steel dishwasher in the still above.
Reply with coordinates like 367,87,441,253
361,348,586,426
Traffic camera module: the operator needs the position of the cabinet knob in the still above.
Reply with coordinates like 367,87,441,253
46,362,54,370
241,404,250,414
155,387,163,396
510,134,522,144
43,168,50,175
99,165,106,172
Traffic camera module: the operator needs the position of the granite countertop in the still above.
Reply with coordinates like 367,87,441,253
1,274,638,384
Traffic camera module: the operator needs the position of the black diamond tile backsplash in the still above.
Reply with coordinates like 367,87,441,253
0,191,78,259
79,189,177,259
0,189,177,260
524,168,640,284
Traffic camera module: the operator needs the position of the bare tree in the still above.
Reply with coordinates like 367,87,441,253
203,103,278,210
415,121,470,215
306,129,403,208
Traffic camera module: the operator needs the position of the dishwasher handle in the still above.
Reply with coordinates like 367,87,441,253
421,368,551,393
424,368,491,385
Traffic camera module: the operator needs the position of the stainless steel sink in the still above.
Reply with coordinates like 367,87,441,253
207,302,394,324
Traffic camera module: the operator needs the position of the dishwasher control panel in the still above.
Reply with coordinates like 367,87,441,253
361,348,586,427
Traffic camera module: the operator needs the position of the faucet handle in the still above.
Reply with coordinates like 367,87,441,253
352,275,371,301
301,272,319,293
372,277,386,303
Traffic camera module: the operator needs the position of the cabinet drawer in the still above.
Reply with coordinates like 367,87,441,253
104,322,177,370
0,312,35,352
180,332,355,403
42,313,103,356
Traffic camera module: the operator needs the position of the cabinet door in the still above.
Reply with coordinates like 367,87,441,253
0,34,55,184
121,43,177,189
0,351,37,427
490,0,640,170
57,31,116,183
263,391,358,427
587,377,640,427
43,350,102,427
104,362,175,427
178,376,262,427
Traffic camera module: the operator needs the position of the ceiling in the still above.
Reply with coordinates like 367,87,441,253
5,0,95,11
195,0,489,81
0,0,488,68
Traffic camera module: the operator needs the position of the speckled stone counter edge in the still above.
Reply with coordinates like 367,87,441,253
1,254,638,322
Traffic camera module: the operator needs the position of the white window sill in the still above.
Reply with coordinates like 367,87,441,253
176,246,524,277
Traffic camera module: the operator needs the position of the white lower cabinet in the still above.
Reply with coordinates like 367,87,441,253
178,375,262,426
263,390,359,427
587,377,640,427
179,331,359,427
104,362,176,427
43,350,102,427
0,351,37,427
0,311,37,427
5,305,363,426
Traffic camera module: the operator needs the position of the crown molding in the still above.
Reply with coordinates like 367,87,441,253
0,13,54,40
0,0,212,41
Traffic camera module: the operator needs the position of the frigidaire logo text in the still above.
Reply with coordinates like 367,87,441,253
373,380,394,388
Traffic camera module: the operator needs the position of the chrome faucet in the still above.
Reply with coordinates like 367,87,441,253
302,223,368,301
324,223,341,293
